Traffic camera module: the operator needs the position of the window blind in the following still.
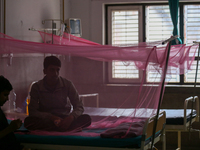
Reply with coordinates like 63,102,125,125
111,10,139,79
146,5,173,42
145,5,180,82
184,5,200,83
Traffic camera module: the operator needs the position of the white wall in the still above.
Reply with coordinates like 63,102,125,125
5,0,63,42
2,0,68,110
68,0,104,44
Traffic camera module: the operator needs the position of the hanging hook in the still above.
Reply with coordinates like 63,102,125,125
7,53,13,66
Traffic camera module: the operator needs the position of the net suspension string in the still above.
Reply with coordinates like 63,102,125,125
151,35,178,150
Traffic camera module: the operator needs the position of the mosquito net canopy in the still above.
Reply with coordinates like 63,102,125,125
0,32,198,137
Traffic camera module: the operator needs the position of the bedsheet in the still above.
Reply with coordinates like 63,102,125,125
15,130,145,148
84,107,196,125
9,110,166,150
161,109,196,125
13,122,162,149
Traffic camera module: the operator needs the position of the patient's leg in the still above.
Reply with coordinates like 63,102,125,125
24,116,58,131
67,114,91,131
24,114,91,131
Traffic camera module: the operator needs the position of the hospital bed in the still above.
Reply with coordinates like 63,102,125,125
164,96,199,150
5,92,198,150
14,110,165,150
81,94,199,150
5,92,166,150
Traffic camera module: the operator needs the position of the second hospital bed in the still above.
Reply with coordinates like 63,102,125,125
81,93,199,150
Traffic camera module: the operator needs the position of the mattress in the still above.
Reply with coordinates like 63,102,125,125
161,109,196,125
9,107,194,149
84,107,197,125
15,130,143,148
15,126,162,149
11,115,161,149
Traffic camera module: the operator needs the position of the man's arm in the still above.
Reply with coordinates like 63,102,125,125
67,81,84,118
58,80,83,131
28,83,55,119
0,119,22,139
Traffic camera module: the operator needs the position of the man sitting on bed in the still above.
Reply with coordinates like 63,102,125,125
24,56,91,131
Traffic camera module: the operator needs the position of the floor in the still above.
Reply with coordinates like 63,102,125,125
155,130,200,150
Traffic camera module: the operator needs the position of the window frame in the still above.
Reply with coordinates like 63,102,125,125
105,2,200,85
107,5,144,84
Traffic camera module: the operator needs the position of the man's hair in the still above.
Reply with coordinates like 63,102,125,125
43,56,61,69
0,76,13,93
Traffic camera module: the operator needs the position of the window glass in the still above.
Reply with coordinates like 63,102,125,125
108,6,142,83
146,5,174,42
185,60,200,83
107,3,200,84
184,5,200,45
145,5,179,82
184,5,200,83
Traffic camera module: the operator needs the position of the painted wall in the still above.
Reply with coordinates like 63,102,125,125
1,0,65,110
5,0,63,42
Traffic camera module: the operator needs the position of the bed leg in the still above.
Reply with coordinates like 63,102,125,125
177,131,181,150
162,129,166,150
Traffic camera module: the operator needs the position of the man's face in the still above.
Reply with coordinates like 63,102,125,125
0,90,10,106
43,65,60,82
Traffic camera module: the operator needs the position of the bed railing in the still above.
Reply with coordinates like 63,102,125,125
80,93,99,108
184,96,199,130
142,111,166,150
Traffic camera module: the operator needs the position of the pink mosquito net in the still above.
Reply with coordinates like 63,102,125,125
0,31,198,138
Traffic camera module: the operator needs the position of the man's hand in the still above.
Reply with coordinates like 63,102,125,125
50,115,63,127
9,119,22,131
0,119,22,139
58,115,74,131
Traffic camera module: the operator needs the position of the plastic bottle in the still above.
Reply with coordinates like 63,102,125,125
9,90,16,112
26,94,30,115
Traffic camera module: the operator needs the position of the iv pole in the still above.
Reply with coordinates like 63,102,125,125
188,41,200,137
42,19,64,44
151,35,178,150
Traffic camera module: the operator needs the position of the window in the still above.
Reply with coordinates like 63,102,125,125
145,5,179,83
107,6,143,83
146,5,174,42
106,2,200,84
184,5,200,83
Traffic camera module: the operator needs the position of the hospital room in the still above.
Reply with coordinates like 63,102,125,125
0,0,200,150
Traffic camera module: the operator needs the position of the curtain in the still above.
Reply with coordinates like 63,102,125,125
168,0,182,45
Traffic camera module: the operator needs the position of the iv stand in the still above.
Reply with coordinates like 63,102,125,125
42,19,64,44
151,35,178,150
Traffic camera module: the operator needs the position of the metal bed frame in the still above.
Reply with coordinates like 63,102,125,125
20,110,166,150
165,96,199,150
